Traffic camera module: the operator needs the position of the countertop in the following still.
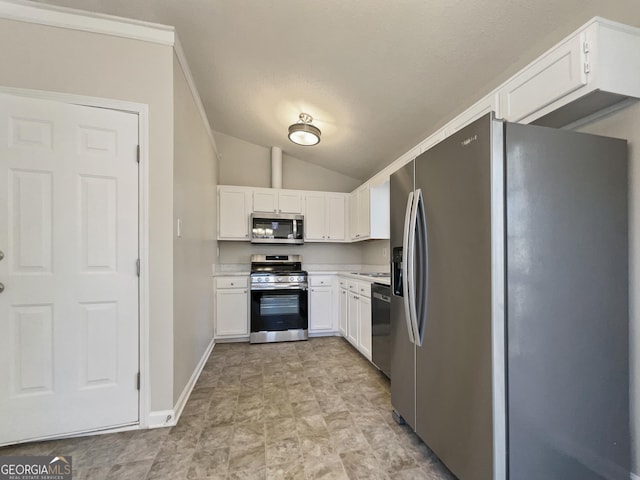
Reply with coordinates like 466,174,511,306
309,270,391,286
213,264,391,285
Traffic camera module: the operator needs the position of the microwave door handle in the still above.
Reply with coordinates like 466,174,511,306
293,219,297,238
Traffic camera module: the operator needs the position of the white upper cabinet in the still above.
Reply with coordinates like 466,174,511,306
253,188,303,214
499,19,640,127
351,180,390,241
326,194,347,241
500,32,587,123
304,192,348,242
218,186,252,240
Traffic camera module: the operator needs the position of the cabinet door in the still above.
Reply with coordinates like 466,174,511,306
358,296,372,360
326,194,346,241
278,191,302,214
305,194,327,241
499,33,586,123
219,188,251,239
309,286,334,332
339,288,348,337
253,190,277,213
347,293,359,346
215,289,248,337
357,184,371,238
349,191,358,240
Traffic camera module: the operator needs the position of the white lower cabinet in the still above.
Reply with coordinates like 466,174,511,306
347,289,359,346
338,287,348,337
342,277,373,359
214,276,249,339
309,275,337,334
358,296,372,360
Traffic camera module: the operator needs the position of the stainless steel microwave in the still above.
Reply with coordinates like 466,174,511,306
250,213,304,244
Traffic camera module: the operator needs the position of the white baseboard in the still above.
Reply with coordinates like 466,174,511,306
147,409,176,429
172,337,215,424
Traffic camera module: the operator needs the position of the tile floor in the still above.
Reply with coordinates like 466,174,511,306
0,337,456,480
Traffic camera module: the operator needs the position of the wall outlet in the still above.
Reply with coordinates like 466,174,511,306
382,247,388,258
176,218,182,238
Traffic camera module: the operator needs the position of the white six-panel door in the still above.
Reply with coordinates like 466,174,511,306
0,93,139,445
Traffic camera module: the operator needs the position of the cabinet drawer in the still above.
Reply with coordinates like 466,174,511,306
358,283,372,298
338,278,347,288
215,277,248,289
310,275,333,287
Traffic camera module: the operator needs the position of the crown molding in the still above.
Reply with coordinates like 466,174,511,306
0,0,175,45
174,35,220,160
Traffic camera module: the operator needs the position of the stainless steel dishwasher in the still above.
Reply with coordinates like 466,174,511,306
371,282,391,378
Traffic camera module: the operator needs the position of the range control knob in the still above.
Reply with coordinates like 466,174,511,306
289,276,294,282
277,277,283,282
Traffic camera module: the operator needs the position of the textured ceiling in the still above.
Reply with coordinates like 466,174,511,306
34,0,640,180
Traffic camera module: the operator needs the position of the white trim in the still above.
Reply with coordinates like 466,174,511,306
147,410,176,429
172,338,216,423
0,0,174,45
630,473,640,480
174,34,220,160
0,85,152,433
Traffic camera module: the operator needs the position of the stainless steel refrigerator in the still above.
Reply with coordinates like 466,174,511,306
390,113,629,480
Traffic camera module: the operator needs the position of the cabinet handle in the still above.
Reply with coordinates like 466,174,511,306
230,282,235,286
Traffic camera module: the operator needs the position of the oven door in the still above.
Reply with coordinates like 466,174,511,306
251,287,308,332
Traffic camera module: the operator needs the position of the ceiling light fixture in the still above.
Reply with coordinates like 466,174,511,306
288,113,321,146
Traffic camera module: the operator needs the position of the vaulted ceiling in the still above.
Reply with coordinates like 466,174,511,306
35,0,640,180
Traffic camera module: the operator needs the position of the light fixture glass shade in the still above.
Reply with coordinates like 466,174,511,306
288,113,321,146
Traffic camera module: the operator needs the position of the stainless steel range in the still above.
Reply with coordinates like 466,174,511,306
250,254,308,344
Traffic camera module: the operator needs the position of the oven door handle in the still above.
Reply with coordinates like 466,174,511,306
251,285,308,291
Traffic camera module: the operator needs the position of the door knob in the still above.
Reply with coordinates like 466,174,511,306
0,283,4,293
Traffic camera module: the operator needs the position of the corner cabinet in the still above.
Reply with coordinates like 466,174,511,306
214,276,249,339
305,193,348,242
218,186,252,240
308,275,337,334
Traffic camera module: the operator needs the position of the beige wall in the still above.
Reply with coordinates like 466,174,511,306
214,131,361,193
172,55,218,404
0,18,175,412
218,241,362,267
361,239,390,268
575,101,640,473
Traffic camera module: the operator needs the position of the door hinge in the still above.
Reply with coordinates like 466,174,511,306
584,62,591,74
136,372,140,390
136,258,140,277
136,145,140,163
583,40,590,54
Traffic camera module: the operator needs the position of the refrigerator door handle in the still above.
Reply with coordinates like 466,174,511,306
413,189,427,347
407,188,421,345
402,191,416,345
